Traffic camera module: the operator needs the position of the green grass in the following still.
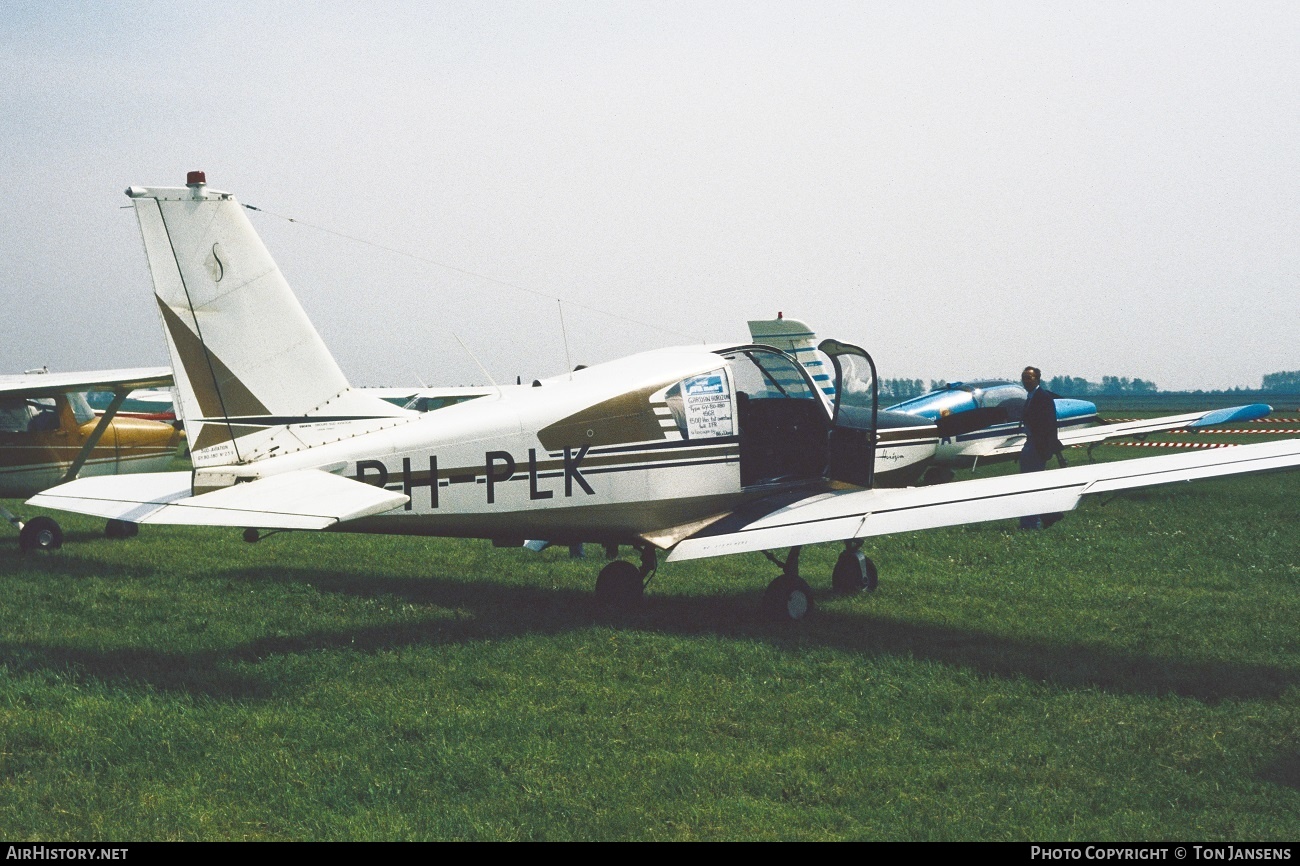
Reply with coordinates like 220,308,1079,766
2,432,1298,840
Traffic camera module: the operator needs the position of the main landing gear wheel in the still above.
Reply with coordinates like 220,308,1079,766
104,519,139,540
19,516,63,553
595,559,644,608
762,573,815,622
921,466,955,486
832,548,878,595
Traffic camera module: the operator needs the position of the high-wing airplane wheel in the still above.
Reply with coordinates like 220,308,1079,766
832,549,878,595
104,519,139,540
762,574,815,622
19,516,63,553
595,560,645,608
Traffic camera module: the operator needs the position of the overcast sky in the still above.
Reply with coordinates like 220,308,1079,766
2,1,1297,391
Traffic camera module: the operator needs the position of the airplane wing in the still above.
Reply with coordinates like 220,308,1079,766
667,437,1300,561
27,469,408,530
977,403,1273,458
0,367,173,398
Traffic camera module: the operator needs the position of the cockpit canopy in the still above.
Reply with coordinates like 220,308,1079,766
887,380,1028,438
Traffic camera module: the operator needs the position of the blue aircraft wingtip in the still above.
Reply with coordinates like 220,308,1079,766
1188,403,1272,429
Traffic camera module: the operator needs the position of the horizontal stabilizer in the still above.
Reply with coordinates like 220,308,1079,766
668,437,1300,561
28,469,408,530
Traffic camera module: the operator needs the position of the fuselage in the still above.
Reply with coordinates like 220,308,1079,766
191,344,939,546
886,380,1097,467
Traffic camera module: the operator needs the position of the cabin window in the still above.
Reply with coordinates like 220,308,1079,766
664,368,734,439
721,349,829,486
0,397,58,434
402,394,486,413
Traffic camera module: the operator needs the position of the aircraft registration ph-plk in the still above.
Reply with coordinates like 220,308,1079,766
2,367,180,550
28,174,1300,620
748,317,1274,485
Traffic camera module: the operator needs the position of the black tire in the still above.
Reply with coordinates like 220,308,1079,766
595,560,644,607
19,516,63,553
761,573,815,622
105,519,139,540
832,549,880,595
921,466,955,485
862,556,878,592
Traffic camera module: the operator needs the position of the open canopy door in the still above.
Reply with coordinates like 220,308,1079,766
819,339,879,488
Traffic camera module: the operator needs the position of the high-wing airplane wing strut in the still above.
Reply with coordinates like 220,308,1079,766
63,388,130,483
3,366,175,550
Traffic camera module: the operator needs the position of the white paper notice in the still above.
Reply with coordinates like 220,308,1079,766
682,373,733,438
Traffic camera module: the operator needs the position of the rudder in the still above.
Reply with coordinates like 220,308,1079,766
127,173,403,466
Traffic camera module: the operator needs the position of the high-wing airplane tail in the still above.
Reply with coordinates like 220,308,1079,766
126,173,408,467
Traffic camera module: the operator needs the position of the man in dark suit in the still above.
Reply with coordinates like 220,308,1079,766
1018,366,1065,529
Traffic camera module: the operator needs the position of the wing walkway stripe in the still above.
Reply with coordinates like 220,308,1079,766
723,449,1295,535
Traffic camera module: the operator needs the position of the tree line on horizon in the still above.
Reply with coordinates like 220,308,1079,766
875,370,1300,401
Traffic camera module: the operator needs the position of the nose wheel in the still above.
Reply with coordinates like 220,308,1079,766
762,572,815,621
761,546,814,621
595,544,656,608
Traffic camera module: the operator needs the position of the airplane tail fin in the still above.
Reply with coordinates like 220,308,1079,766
127,173,406,467
747,315,836,400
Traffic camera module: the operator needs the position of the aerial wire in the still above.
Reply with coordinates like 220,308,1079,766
557,300,574,380
241,203,705,343
452,333,500,396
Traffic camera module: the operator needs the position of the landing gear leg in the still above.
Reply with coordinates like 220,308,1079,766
2,505,24,535
832,540,878,595
595,544,656,608
761,546,814,621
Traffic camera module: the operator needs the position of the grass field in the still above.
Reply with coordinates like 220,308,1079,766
2,426,1298,840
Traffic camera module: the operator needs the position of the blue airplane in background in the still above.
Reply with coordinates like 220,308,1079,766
748,316,1272,484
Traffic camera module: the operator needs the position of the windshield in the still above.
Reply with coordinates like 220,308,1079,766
723,349,818,402
67,391,96,425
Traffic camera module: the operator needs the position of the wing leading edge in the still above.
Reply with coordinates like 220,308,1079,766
667,437,1300,562
980,403,1275,458
0,367,173,398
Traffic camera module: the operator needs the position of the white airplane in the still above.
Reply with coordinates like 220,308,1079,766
28,174,1300,620
748,316,1273,484
2,367,179,550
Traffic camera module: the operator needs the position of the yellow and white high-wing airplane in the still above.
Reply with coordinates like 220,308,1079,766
28,174,1300,619
2,367,180,550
